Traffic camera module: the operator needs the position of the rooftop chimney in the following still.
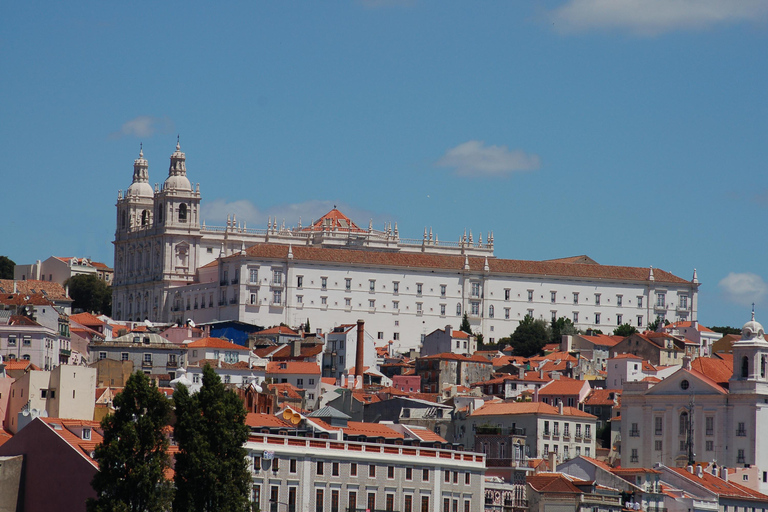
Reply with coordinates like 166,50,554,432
696,465,703,478
721,467,728,482
355,320,365,389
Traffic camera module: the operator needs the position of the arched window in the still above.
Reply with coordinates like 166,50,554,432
179,203,188,223
489,305,495,318
141,210,149,226
121,210,126,228
762,356,766,379
742,356,749,378
157,204,163,223
22,354,30,360
679,411,689,435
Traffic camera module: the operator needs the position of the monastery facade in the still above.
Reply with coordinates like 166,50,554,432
113,143,700,351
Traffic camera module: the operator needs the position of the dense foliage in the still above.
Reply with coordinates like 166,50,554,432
88,371,174,512
505,315,550,357
0,256,14,279
550,317,579,344
173,365,251,512
613,323,638,337
66,274,112,315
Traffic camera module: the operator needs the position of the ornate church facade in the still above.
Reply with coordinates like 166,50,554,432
113,143,700,351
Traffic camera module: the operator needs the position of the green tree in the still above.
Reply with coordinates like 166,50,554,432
647,317,670,332
508,315,550,357
173,364,251,512
460,313,472,334
710,325,741,335
550,317,579,345
304,317,311,333
0,256,14,279
66,274,112,315
88,371,174,512
613,323,638,337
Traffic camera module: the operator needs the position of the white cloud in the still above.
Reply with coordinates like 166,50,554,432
719,272,768,306
435,140,541,177
550,0,768,35
110,116,174,139
201,199,390,229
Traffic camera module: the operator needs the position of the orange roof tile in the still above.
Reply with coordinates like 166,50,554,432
0,280,70,301
245,413,294,429
187,337,249,350
691,356,733,386
538,377,590,396
238,244,689,283
471,401,596,418
256,326,301,336
266,361,321,375
665,466,768,500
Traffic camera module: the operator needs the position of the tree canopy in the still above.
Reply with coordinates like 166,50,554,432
550,317,579,345
460,313,472,334
88,371,174,512
66,274,112,315
173,364,251,512
613,323,638,337
505,315,550,358
0,256,14,280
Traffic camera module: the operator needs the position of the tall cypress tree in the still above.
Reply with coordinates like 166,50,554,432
88,371,174,512
173,364,251,512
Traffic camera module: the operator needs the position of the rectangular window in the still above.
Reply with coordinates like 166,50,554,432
388,466,394,479
348,492,357,512
416,302,423,313
470,301,479,316
273,290,282,305
594,294,601,305
270,486,279,512
465,472,470,485
617,314,623,325
121,352,129,361
655,440,662,451
595,313,601,324
656,293,665,307
404,495,412,512
370,279,376,292
655,417,663,435
393,281,399,294
737,422,747,436
345,278,351,291
637,296,644,308
369,464,376,478
350,462,357,477
528,290,533,302
406,467,413,480
369,299,376,309
617,295,623,306
706,440,714,451
99,352,107,360
316,489,324,512
637,315,643,327
393,332,399,341
422,468,430,481
7,336,16,347
416,283,423,296
551,291,557,303
445,470,450,483
421,497,429,512
504,289,510,301
573,312,579,323
573,292,579,304
297,276,303,288
630,448,638,463
440,304,446,316
453,471,458,484
249,268,258,283
297,295,303,304
331,490,339,512
393,300,399,310
738,449,746,463
272,270,282,285
316,460,324,475
440,284,447,297
464,502,470,512
505,308,510,319
679,295,688,309
290,459,297,473
444,498,450,512
368,493,376,511
706,416,714,436
143,353,152,364
471,282,481,297
386,494,394,512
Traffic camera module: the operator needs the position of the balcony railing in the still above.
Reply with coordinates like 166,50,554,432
167,361,178,368
737,429,747,437
142,360,153,367
629,429,640,437
60,348,72,357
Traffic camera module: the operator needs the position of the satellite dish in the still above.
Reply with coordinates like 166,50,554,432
283,409,293,421
22,409,29,417
187,319,196,328
31,408,40,417
291,413,301,425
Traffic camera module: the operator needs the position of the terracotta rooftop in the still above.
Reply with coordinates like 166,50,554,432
420,352,491,363
245,413,294,429
580,334,623,347
266,361,321,375
665,466,768,500
538,377,590,396
69,312,107,328
0,280,70,301
664,321,715,333
471,401,596,418
256,326,301,336
584,389,620,406
301,208,366,233
39,417,103,468
238,244,689,283
691,356,733,386
187,337,249,350
527,473,588,493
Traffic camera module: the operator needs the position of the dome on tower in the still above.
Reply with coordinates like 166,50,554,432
740,311,765,341
126,147,154,198
163,139,192,191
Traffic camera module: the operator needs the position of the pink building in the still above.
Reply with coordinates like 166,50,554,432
392,374,421,393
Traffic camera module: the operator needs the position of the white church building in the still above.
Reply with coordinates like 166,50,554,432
112,143,701,352
620,313,768,495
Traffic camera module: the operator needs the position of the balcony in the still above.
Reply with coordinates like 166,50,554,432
142,360,153,367
167,360,178,368
218,299,227,306
654,304,667,312
269,280,284,288
60,348,72,357
219,279,227,286
737,429,747,437
629,429,640,437
231,277,239,285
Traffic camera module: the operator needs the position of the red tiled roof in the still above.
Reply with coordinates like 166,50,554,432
421,352,492,363
187,337,249,350
610,353,642,360
301,208,365,233
268,383,304,400
451,330,469,339
471,401,596,418
39,418,103,468
584,389,620,406
238,244,689,283
8,315,40,326
0,428,12,447
266,361,321,375
580,334,623,347
245,413,294,429
527,473,587,493
538,377,590,396
188,359,253,370
3,360,39,371
321,377,337,385
664,321,715,333
0,280,70,301
69,312,107,328
404,427,447,443
665,466,768,500
691,356,733,385
256,326,301,336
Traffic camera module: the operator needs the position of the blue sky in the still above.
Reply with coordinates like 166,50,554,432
2,1,767,328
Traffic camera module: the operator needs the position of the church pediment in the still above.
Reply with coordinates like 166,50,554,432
644,368,726,396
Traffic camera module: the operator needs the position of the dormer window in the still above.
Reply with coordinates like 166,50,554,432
82,428,91,440
280,363,287,370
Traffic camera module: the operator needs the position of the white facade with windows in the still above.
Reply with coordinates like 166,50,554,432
113,144,700,352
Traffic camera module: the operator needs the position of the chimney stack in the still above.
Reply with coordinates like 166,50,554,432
355,320,365,389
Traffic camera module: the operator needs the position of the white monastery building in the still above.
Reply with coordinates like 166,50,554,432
113,143,700,352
